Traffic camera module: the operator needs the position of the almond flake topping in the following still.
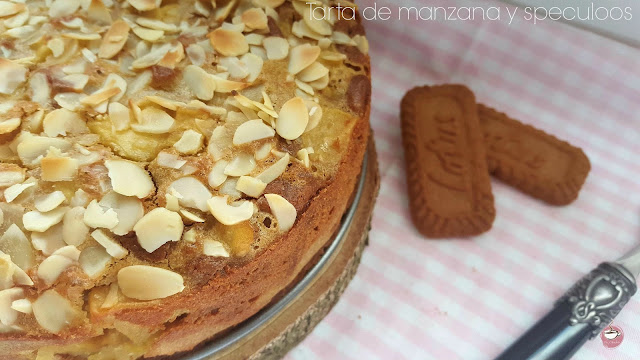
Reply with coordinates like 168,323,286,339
184,65,216,100
276,97,309,140
233,119,275,145
23,207,68,233
288,44,321,75
41,150,78,182
90,229,128,259
99,20,130,59
241,8,268,30
37,245,80,286
263,37,290,60
257,153,289,183
264,194,296,232
117,265,184,300
203,240,229,257
169,177,212,212
130,106,175,134
62,207,89,246
35,191,66,212
0,224,35,270
127,0,161,12
105,160,155,198
208,28,249,57
133,208,183,253
99,192,144,236
32,290,80,334
236,176,267,198
132,26,164,42
79,246,112,278
207,196,254,225
0,59,28,95
0,2,25,17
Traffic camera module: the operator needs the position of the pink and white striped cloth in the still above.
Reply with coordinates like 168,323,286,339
286,0,640,359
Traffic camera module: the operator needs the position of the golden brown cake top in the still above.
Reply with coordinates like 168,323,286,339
0,0,368,336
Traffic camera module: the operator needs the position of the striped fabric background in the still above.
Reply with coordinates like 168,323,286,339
287,0,640,359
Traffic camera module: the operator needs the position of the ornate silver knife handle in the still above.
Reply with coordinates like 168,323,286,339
496,262,637,360
560,262,636,338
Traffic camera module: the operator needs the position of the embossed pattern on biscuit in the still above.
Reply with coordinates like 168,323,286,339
401,85,495,238
478,105,591,205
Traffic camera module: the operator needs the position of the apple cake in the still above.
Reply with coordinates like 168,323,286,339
0,0,371,358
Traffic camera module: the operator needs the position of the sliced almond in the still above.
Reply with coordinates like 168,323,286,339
78,246,112,278
54,93,86,111
297,148,311,168
99,20,130,59
208,160,228,188
4,181,35,203
208,29,249,57
264,194,296,232
105,160,155,199
41,153,78,182
241,8,268,30
0,59,27,95
90,229,127,259
276,97,308,140
186,44,206,66
117,265,184,300
47,38,65,58
130,106,175,134
132,26,164,42
180,209,205,223
241,53,263,83
99,192,144,236
173,130,203,155
169,177,212,212
203,239,229,257
0,164,25,188
31,223,65,256
288,44,320,75
207,196,254,225
183,65,216,101
81,86,120,107
43,109,88,137
23,207,68,234
37,246,80,285
101,283,119,308
0,250,32,287
252,0,285,8
32,290,80,333
35,191,66,212
10,299,31,314
263,37,289,60
297,62,328,83
309,73,329,90
133,208,183,253
88,0,112,24
224,153,256,176
127,0,160,11
165,191,180,212
236,176,266,198
62,207,89,246
136,17,178,32
254,142,272,160
49,0,81,18
60,74,89,91
212,75,249,93
0,288,23,326
156,152,186,169
108,102,131,131
0,2,25,17
233,119,275,145
83,200,119,230
256,153,289,183
0,225,35,270
302,5,332,36
305,100,322,132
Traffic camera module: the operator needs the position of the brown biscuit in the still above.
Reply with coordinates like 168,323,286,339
478,105,591,205
400,85,496,238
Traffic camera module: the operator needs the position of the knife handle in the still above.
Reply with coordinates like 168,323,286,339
495,262,637,360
